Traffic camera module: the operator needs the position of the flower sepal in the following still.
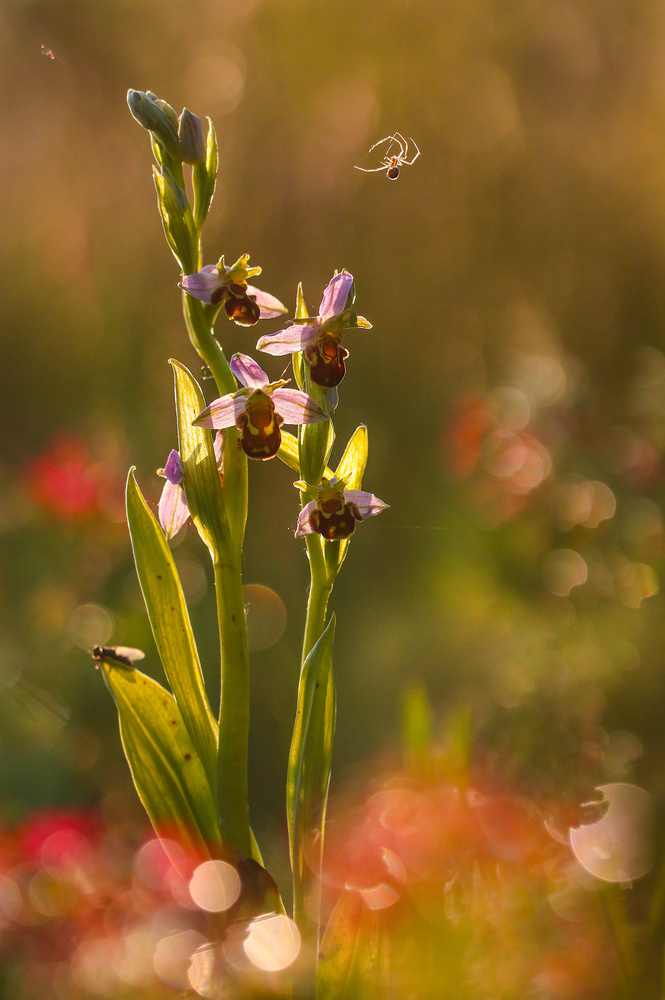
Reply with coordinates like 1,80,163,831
192,118,218,230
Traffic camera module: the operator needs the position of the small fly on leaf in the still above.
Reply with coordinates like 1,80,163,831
90,645,145,670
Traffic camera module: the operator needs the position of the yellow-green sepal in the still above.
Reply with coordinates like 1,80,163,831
334,424,368,489
334,424,369,569
102,662,222,858
126,469,217,787
193,118,218,230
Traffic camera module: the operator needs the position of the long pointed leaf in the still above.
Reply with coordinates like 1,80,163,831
103,662,221,858
287,615,336,929
170,359,231,555
126,469,217,786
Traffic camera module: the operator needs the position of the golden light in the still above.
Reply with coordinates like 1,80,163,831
189,860,241,912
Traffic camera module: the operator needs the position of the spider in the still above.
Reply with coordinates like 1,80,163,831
354,132,421,180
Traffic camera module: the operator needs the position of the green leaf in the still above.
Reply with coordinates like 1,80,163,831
316,893,390,999
287,616,336,929
103,662,221,857
126,469,217,786
171,359,231,556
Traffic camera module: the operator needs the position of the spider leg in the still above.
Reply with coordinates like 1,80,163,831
402,137,421,165
354,163,392,173
365,134,394,155
391,132,408,157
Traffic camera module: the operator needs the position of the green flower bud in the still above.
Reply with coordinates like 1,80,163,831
179,108,206,165
127,89,181,162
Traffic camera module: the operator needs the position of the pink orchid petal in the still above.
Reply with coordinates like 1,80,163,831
214,430,224,470
230,353,269,389
193,394,248,429
256,324,318,356
272,388,327,425
343,489,389,520
163,448,184,485
246,285,287,318
318,271,353,321
159,480,190,539
295,500,317,537
179,265,222,304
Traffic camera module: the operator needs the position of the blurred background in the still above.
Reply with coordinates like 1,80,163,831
2,0,665,994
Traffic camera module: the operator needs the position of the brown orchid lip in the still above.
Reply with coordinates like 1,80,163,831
225,292,261,326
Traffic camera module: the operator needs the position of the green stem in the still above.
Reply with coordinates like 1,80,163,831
214,554,251,856
301,533,334,665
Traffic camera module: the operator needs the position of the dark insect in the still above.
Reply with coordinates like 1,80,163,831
90,645,145,670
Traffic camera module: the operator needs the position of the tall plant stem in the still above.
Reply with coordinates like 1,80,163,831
301,533,334,665
183,290,251,854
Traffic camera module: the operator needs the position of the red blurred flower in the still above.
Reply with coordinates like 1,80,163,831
22,434,115,520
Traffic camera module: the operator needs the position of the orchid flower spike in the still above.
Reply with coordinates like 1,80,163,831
180,254,287,327
256,270,372,387
295,476,388,541
157,440,224,539
193,353,327,461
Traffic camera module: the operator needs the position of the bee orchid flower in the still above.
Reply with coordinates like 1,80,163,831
193,353,327,460
256,270,371,387
179,254,287,327
295,476,388,541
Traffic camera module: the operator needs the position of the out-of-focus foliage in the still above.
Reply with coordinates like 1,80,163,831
3,0,665,994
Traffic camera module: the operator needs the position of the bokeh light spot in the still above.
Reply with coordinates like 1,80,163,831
570,783,653,883
616,562,659,608
66,603,114,650
154,930,207,989
243,913,300,972
0,875,21,923
242,584,287,652
175,554,208,604
189,860,241,912
134,838,188,891
187,51,246,116
543,549,587,596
